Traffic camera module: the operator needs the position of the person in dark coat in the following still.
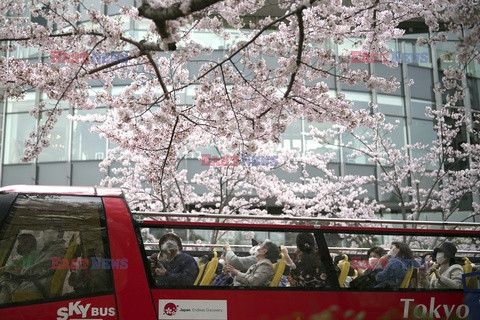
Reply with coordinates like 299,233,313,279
375,242,415,289
289,233,329,288
152,233,199,286
350,246,386,290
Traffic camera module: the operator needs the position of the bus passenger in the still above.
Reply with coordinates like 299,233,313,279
288,233,328,288
152,233,199,286
415,253,432,289
280,245,296,270
224,240,279,286
0,234,38,276
223,240,257,272
1,226,66,303
375,242,414,289
0,234,39,303
210,254,233,286
68,247,111,294
350,246,386,290
421,242,463,289
278,245,295,286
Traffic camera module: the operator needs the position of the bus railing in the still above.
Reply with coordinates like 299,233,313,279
133,211,480,227
141,243,480,255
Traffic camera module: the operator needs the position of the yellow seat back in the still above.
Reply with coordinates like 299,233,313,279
337,254,350,287
194,262,206,286
50,233,78,296
400,268,414,288
270,253,286,287
11,291,43,302
199,251,218,286
463,257,474,288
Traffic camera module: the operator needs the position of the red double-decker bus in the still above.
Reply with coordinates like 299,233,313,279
0,185,478,320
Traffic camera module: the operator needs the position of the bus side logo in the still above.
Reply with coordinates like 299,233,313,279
401,298,469,319
163,302,178,316
56,301,115,320
159,300,227,320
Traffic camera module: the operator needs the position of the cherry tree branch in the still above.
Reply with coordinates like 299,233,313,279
284,11,305,99
146,52,171,100
138,0,223,49
219,64,246,146
159,116,179,185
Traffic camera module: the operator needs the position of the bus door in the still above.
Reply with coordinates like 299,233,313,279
0,194,117,320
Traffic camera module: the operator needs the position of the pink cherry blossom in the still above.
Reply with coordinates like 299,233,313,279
1,0,479,231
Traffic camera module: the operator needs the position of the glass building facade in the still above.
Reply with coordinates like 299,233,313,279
1,3,479,220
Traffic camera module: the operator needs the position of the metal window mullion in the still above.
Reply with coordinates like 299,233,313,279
334,42,345,177
401,41,414,210
34,90,41,184
0,39,10,185
369,61,381,205
67,103,74,185
460,29,479,209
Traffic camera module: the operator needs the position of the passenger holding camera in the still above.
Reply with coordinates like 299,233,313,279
420,242,463,289
150,233,198,286
223,240,279,287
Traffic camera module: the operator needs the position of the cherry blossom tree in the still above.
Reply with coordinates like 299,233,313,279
309,106,480,222
305,67,480,246
0,0,479,222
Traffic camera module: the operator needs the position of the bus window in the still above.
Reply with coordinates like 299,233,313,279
324,231,480,290
0,195,114,306
139,226,338,289
135,214,479,320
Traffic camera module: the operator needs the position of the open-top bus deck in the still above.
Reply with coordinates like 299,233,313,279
0,185,478,320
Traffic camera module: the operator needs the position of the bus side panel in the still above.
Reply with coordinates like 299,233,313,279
151,289,471,320
103,197,156,320
0,295,117,320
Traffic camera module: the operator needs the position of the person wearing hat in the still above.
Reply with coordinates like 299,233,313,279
422,242,463,289
150,233,198,286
